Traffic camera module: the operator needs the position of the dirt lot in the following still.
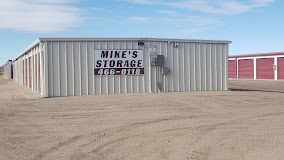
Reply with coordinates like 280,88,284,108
1,77,284,160
229,79,284,93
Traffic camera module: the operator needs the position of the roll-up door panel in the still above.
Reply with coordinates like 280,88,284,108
238,59,254,79
278,57,284,79
228,60,237,78
256,58,274,79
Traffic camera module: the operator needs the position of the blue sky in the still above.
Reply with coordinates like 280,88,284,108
0,0,283,65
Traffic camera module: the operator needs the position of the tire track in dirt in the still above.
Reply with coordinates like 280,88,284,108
33,115,194,159
34,113,252,160
89,119,244,159
33,135,81,160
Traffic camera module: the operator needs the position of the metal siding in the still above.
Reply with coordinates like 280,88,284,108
94,42,101,94
132,41,139,93
66,42,74,96
256,58,274,79
119,42,127,94
127,41,133,93
106,42,114,94
150,41,157,92
11,44,42,94
179,43,185,92
25,59,27,87
189,43,196,91
206,44,212,91
53,42,60,97
238,59,254,79
216,45,222,90
59,42,67,96
211,44,217,91
222,44,227,90
200,44,206,91
278,57,284,79
113,42,120,94
195,44,200,91
35,54,37,91
32,54,34,91
100,42,107,94
3,61,12,79
87,41,94,95
224,44,228,90
38,52,41,93
80,42,88,95
29,57,32,89
139,42,145,93
184,43,190,91
74,42,81,96
13,38,229,97
168,42,174,92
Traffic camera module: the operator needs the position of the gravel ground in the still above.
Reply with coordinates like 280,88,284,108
1,77,284,160
229,79,284,93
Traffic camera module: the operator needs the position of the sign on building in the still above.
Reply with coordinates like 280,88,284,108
94,50,144,75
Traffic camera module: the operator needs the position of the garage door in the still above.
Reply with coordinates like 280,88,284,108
238,59,254,79
29,57,32,88
256,58,274,79
278,57,284,79
228,60,237,78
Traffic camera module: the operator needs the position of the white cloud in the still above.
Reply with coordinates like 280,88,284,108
90,7,104,11
0,0,82,33
122,0,159,5
122,0,275,15
160,14,221,27
128,16,149,21
178,28,207,34
165,0,270,14
158,10,182,16
250,0,275,7
185,16,221,26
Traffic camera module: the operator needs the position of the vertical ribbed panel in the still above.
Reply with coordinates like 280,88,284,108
13,40,228,97
87,42,94,95
13,44,41,95
59,42,67,96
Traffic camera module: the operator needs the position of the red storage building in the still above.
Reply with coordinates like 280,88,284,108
229,52,284,80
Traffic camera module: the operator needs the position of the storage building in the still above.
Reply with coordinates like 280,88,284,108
13,37,231,97
229,52,284,80
2,60,13,79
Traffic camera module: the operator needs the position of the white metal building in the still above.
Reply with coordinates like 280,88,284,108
13,37,231,97
3,60,13,79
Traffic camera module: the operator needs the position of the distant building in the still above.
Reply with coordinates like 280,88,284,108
229,52,284,80
2,60,13,79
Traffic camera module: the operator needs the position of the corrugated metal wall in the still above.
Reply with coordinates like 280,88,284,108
42,40,228,97
3,61,12,79
13,44,42,94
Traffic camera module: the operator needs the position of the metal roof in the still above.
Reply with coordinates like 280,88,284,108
14,37,231,62
39,37,231,43
229,51,284,58
13,39,40,62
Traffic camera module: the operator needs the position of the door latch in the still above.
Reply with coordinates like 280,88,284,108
273,64,277,70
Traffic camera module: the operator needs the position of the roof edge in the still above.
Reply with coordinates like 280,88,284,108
13,39,40,61
229,51,284,58
39,37,231,44
13,37,231,62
